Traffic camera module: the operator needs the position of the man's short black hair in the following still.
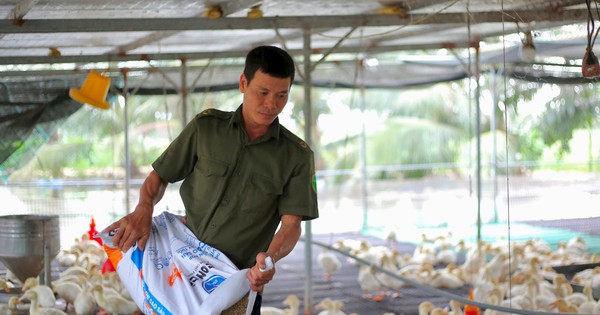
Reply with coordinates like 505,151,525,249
243,46,295,86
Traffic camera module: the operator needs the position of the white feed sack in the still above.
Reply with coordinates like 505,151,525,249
99,211,254,315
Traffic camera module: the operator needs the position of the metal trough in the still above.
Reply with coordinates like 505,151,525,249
0,214,60,284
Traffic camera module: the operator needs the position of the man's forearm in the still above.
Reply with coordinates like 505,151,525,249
266,215,302,263
139,170,168,210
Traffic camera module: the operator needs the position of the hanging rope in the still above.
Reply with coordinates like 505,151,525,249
499,0,516,309
466,0,474,197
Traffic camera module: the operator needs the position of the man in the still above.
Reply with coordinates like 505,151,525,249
105,45,319,314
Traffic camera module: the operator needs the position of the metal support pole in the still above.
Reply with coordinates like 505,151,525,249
42,218,51,286
43,244,51,285
302,28,314,315
181,58,188,124
490,68,498,223
122,69,131,213
359,59,368,232
475,45,482,242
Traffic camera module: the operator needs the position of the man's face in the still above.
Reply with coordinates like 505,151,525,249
240,69,291,129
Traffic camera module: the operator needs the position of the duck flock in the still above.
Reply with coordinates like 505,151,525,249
1,231,600,315
0,233,141,315
308,232,600,314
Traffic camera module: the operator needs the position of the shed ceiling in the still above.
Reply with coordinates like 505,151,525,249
0,0,596,90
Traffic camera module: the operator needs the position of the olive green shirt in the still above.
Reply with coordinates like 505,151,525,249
152,105,319,269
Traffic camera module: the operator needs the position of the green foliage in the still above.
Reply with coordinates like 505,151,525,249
10,141,92,178
502,78,540,115
535,84,599,157
7,75,600,182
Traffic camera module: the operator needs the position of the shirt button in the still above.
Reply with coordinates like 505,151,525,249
210,223,216,229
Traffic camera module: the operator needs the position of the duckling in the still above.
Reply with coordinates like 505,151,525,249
21,277,56,308
357,264,383,300
52,280,82,311
74,282,97,315
428,268,464,289
418,301,435,315
376,252,405,297
52,274,88,289
19,289,67,315
412,244,436,266
59,263,97,279
316,298,346,315
430,307,450,315
435,243,458,266
56,248,82,267
260,294,300,315
484,287,525,315
548,298,579,313
566,236,588,256
90,284,139,315
0,295,21,315
448,300,464,315
4,269,21,287
282,294,301,315
260,307,285,315
564,286,589,307
577,284,598,314
317,248,341,282
0,278,11,292
385,229,399,250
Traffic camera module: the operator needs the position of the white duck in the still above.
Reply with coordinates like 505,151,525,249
74,282,97,315
317,248,341,282
435,243,458,266
0,278,11,292
566,236,588,256
577,284,598,314
427,268,464,289
56,248,82,267
484,287,524,315
460,242,488,285
430,307,450,315
0,295,21,315
412,244,436,266
548,298,580,313
357,263,383,300
52,274,88,289
448,300,464,315
19,289,67,315
418,301,435,315
316,298,346,315
90,284,139,315
564,285,590,307
52,280,82,311
59,263,97,279
21,277,56,308
260,294,300,315
4,269,21,287
376,252,406,297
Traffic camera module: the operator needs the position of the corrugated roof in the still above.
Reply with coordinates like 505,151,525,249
0,0,596,89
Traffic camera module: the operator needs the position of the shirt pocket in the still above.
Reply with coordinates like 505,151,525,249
197,158,228,177
242,174,284,215
185,158,229,206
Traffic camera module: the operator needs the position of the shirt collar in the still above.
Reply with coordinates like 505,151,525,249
231,104,281,142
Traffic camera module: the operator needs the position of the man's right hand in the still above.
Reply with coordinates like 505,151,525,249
103,204,153,252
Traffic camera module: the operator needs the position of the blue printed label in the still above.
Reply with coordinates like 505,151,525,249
202,275,225,293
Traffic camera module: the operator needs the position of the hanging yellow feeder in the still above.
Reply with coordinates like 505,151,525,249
69,70,112,110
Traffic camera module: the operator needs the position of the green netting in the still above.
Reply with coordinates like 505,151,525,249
0,79,83,180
